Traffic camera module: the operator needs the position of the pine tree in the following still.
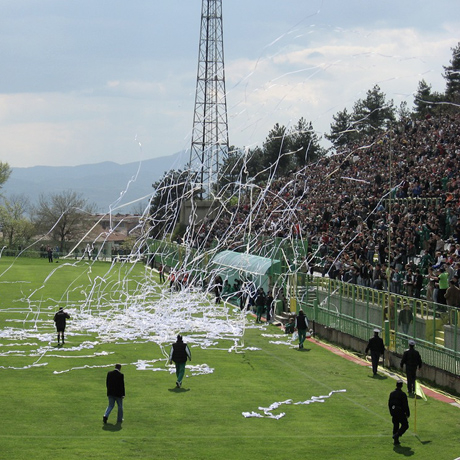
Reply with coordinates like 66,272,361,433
443,42,460,103
325,108,358,147
150,169,190,238
351,85,396,136
414,79,434,116
414,79,445,117
289,118,325,166
262,123,292,177
218,147,248,194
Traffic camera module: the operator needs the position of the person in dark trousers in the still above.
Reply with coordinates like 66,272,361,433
47,246,53,263
158,264,165,283
398,304,413,335
53,307,70,345
255,288,266,323
169,335,191,388
265,291,274,323
365,328,385,376
388,380,410,445
413,268,424,299
295,309,309,349
214,275,223,304
103,364,125,424
400,339,422,395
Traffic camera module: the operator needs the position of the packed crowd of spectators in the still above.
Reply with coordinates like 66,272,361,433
190,112,460,307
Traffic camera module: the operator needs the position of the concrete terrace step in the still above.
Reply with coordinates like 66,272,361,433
435,330,445,346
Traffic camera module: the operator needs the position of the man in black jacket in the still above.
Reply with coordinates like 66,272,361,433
53,307,70,345
169,335,191,388
365,328,385,376
103,364,125,424
295,309,309,349
400,340,423,395
388,380,410,445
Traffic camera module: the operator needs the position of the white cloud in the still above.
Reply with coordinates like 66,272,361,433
0,1,458,167
223,24,459,151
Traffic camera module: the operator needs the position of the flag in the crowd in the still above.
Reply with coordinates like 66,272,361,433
415,380,427,401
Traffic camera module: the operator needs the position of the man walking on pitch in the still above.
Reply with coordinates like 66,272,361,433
400,339,422,395
295,309,309,349
365,328,385,376
103,364,125,424
53,307,70,345
388,380,410,445
169,335,191,388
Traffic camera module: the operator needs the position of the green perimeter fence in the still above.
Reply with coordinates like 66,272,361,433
298,276,459,376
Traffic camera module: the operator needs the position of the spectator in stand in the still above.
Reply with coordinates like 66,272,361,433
437,267,449,307
187,113,460,303
372,264,382,288
425,269,436,302
433,251,446,269
445,279,460,309
403,267,414,297
398,304,413,335
391,267,402,294
413,269,424,299
445,261,456,281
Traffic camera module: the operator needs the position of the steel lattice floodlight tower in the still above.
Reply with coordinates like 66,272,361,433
189,0,229,200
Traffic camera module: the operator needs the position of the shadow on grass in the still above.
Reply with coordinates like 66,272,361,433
102,423,123,432
415,435,432,445
368,374,388,380
168,387,191,393
392,444,414,456
296,348,311,352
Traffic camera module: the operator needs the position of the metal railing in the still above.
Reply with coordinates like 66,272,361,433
298,276,459,375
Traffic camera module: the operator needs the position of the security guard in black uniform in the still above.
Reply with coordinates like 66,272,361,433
388,380,410,445
365,328,385,376
400,339,422,395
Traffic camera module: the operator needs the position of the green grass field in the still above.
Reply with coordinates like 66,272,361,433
0,258,459,460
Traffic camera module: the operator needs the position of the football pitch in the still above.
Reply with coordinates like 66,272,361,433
0,258,459,460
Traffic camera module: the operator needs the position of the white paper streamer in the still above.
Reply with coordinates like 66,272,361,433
0,363,48,370
0,288,250,371
243,389,346,419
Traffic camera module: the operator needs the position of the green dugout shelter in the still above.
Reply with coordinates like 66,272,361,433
210,250,281,293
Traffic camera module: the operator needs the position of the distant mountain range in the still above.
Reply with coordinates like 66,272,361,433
6,151,188,214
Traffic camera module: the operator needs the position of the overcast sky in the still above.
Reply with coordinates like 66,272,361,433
1,0,458,168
